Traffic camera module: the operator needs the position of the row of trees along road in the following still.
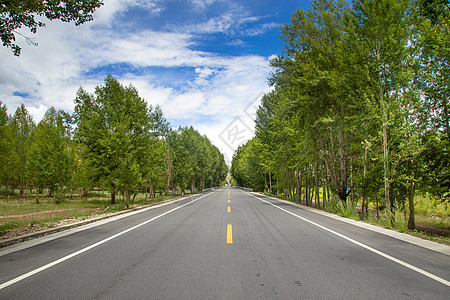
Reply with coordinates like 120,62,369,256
0,75,228,207
231,0,449,229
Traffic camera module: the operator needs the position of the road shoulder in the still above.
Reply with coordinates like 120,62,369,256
252,192,450,256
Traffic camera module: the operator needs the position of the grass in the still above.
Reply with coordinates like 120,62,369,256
262,191,449,245
0,190,184,234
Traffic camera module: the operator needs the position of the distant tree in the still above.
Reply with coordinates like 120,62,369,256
142,138,167,201
1,0,103,56
28,107,72,201
10,104,35,198
74,75,157,207
0,101,13,192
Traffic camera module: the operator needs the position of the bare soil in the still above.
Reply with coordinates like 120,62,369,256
0,211,118,240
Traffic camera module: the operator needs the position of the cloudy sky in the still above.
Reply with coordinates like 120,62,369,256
1,0,309,164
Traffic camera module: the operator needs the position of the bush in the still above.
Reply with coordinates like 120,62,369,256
325,199,359,220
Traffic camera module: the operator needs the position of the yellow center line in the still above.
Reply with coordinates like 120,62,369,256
228,199,230,203
228,206,231,213
227,224,233,244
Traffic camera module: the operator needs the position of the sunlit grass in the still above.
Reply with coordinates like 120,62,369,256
0,189,183,235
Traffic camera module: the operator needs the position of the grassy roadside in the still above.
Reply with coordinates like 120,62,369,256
261,192,450,246
0,191,184,236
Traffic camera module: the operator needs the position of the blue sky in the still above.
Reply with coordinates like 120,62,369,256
0,0,310,164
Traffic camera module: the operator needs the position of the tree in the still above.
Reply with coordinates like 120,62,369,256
271,0,362,203
354,0,416,212
74,75,155,206
169,126,226,194
1,0,103,56
414,0,450,201
10,104,35,198
28,107,72,201
0,101,13,192
142,138,167,201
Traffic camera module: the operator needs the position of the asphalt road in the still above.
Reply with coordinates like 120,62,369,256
0,187,449,299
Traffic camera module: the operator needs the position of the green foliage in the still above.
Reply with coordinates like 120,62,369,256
325,199,359,220
231,0,449,232
169,126,227,194
0,75,227,207
28,107,72,201
0,102,13,189
74,75,160,206
1,0,103,56
415,196,450,217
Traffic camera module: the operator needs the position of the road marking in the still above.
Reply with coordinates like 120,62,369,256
0,193,212,291
228,199,230,203
228,207,231,213
227,224,233,244
248,193,450,288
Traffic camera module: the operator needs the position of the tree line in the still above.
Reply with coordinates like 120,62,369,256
0,75,227,207
231,0,449,229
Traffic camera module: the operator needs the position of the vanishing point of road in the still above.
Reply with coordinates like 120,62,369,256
0,187,449,299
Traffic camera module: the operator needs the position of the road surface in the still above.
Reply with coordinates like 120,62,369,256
0,187,449,299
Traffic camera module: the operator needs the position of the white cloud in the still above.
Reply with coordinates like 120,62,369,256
1,0,275,162
189,0,221,10
92,0,165,26
28,104,49,123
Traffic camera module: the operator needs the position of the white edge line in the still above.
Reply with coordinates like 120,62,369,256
0,192,212,291
0,193,203,257
258,193,450,256
248,192,450,288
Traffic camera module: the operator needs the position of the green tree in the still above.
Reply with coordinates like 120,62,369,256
28,107,72,201
354,0,416,212
142,138,167,201
10,104,35,198
0,101,13,193
414,0,450,200
271,0,362,202
1,0,103,56
74,75,154,206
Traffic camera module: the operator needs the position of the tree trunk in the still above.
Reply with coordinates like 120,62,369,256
362,145,368,219
25,179,28,201
314,119,346,202
165,148,172,196
305,171,309,206
376,192,379,220
407,180,415,230
269,171,272,193
126,192,130,209
383,122,390,213
20,177,24,198
111,183,116,205
145,180,148,205
338,129,348,203
322,164,327,209
264,172,268,192
314,163,319,208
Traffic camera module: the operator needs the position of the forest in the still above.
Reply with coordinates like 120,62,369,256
0,75,228,208
231,0,449,231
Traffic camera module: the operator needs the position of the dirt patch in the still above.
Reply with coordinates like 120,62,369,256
415,223,450,239
0,207,105,225
0,210,118,240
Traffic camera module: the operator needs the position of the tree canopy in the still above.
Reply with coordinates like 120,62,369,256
231,0,449,229
0,75,227,207
1,0,103,56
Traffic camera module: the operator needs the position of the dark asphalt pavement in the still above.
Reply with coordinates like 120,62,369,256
0,187,449,299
